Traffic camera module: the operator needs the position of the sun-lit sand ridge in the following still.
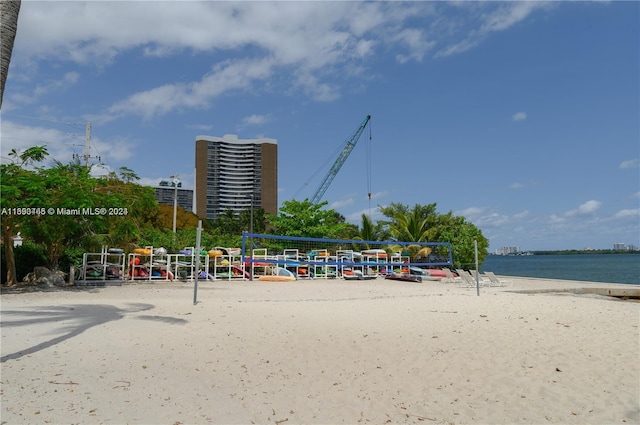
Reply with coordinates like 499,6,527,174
1,277,638,424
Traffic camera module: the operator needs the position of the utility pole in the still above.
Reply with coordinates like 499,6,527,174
73,122,100,168
84,122,91,168
171,174,180,235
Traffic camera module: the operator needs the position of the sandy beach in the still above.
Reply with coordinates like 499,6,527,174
1,277,638,425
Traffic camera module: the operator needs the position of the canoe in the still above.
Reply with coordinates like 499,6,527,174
425,269,448,278
409,266,429,276
385,273,422,283
208,249,224,258
258,267,296,281
362,249,388,258
258,275,296,282
343,270,377,280
307,250,329,259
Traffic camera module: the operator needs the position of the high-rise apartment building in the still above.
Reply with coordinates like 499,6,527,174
195,134,277,222
154,181,194,213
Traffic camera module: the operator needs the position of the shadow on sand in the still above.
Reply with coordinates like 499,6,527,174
0,303,188,362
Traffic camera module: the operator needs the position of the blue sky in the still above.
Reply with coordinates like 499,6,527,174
2,1,638,251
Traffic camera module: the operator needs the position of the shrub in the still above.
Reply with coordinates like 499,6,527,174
1,242,48,284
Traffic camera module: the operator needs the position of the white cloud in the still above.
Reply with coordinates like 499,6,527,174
548,214,566,224
614,209,639,219
513,210,530,220
458,207,530,235
15,2,386,116
34,71,79,96
480,2,546,33
512,112,527,121
0,121,79,163
14,2,391,71
0,119,136,167
565,200,602,217
435,2,553,58
393,28,437,63
458,206,486,218
9,71,80,107
456,206,514,228
93,137,135,162
510,182,524,189
108,57,275,120
475,212,511,228
242,114,270,127
578,200,603,214
619,158,639,169
346,206,384,224
330,197,354,209
435,38,478,58
293,72,341,102
13,2,555,120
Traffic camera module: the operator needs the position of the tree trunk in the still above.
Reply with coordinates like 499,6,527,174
0,0,21,109
2,221,17,286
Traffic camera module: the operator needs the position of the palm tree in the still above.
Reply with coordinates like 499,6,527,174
358,213,388,243
1,0,21,108
344,213,388,253
379,203,438,260
359,214,376,242
387,204,433,242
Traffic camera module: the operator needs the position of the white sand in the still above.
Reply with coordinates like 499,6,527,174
1,277,638,424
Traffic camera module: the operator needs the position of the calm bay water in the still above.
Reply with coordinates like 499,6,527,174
481,254,640,285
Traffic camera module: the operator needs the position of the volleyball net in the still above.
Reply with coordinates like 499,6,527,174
240,233,452,279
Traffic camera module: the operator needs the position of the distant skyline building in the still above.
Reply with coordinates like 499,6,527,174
154,182,194,213
495,246,521,255
194,134,278,222
614,243,638,251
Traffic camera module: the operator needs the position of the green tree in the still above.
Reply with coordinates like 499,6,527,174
432,212,489,269
216,206,266,252
1,146,49,285
25,161,120,269
213,209,243,236
266,199,348,239
3,156,161,275
378,202,439,242
358,214,378,242
378,202,488,268
238,207,265,234
139,227,220,253
350,213,388,249
339,221,361,240
93,168,160,250
153,204,201,231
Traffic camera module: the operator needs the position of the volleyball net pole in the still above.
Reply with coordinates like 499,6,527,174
193,220,202,305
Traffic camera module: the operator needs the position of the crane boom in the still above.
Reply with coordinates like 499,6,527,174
310,114,371,204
